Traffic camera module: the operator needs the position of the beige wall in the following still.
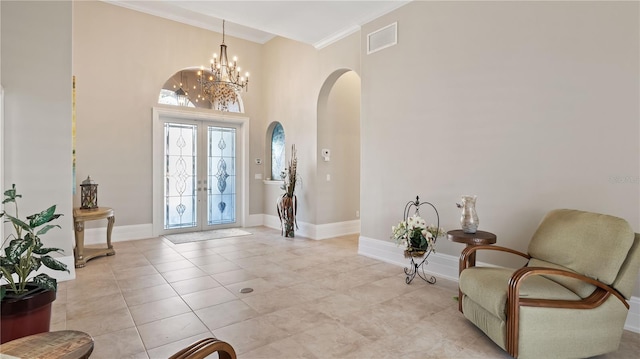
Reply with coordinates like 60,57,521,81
72,1,264,227
260,33,361,225
1,0,75,278
260,37,319,221
360,2,639,293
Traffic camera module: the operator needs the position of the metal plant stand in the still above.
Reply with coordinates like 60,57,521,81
404,254,436,285
402,196,439,285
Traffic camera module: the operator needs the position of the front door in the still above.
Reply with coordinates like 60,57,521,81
153,110,243,236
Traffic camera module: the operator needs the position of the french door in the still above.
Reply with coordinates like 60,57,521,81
153,108,246,236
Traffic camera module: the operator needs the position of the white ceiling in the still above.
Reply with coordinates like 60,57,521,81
105,0,411,49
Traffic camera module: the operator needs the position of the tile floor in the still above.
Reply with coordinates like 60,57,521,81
52,227,640,358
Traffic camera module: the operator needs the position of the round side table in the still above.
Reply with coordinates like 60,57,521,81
447,229,497,268
448,229,497,313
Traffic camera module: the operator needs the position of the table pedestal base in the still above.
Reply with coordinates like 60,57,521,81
74,247,115,268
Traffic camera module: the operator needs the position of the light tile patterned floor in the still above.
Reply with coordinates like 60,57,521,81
52,227,640,358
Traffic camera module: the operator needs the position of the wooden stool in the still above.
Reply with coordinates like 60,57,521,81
0,330,94,359
73,207,116,268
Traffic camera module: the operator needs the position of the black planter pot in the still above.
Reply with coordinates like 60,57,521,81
1,284,56,344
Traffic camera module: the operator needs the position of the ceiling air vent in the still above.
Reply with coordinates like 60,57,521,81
367,22,397,55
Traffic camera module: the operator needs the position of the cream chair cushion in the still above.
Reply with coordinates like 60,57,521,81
528,209,634,285
459,267,581,320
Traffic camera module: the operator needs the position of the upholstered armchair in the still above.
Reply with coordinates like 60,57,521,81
458,209,640,359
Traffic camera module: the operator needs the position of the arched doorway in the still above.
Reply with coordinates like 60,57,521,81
316,70,361,226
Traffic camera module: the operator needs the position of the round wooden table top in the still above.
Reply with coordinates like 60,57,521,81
447,229,497,246
0,330,94,359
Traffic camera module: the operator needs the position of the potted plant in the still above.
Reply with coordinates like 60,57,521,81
392,214,445,257
0,184,69,344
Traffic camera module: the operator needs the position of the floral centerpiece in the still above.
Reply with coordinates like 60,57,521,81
392,214,445,257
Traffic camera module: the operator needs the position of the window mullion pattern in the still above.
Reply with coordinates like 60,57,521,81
208,126,236,225
164,123,197,229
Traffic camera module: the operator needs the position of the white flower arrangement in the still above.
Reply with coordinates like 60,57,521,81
391,214,445,254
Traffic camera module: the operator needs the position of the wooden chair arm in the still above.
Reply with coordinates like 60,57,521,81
168,338,237,359
460,245,530,272
508,266,628,309
505,266,628,358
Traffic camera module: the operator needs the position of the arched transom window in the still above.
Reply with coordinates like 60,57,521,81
158,68,243,113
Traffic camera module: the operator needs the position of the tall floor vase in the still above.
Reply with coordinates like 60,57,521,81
277,194,297,237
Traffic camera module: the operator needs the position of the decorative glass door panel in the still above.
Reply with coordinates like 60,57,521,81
207,126,236,225
162,121,238,231
164,123,198,229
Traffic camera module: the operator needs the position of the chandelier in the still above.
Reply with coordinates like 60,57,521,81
198,20,250,111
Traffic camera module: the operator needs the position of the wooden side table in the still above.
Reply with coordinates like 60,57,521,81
448,229,496,312
73,207,116,268
447,229,497,268
0,330,94,359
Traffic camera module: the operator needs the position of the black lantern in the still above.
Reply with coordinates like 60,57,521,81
80,176,98,209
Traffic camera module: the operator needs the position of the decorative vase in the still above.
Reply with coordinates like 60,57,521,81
457,195,479,234
277,194,297,238
0,285,56,344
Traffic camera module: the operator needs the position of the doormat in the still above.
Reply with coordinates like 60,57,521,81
163,228,252,244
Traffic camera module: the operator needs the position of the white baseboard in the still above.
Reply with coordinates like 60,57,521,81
82,216,360,244
263,214,313,237
357,235,460,282
357,235,640,334
314,220,361,240
626,296,640,332
262,214,360,240
245,214,264,228
263,214,283,233
83,223,154,245
91,215,264,243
